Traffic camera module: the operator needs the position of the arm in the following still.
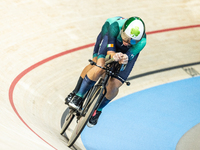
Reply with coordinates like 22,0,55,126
107,51,116,58
107,22,120,52
126,35,147,61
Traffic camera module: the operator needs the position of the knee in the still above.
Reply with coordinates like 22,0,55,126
105,80,120,100
93,66,104,76
107,79,122,92
92,57,97,63
108,86,119,94
95,58,105,75
96,58,105,66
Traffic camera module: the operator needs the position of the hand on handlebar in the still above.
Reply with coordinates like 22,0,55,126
113,52,128,64
113,52,123,61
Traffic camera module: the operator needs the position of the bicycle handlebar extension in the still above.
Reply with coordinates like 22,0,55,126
105,58,115,65
88,59,130,86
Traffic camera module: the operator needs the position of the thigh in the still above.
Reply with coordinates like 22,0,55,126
87,58,105,81
107,77,123,89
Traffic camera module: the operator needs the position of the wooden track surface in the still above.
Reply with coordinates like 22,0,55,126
1,0,200,149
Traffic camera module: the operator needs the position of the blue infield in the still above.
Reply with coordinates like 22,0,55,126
81,76,200,150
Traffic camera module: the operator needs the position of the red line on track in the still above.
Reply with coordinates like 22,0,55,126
146,24,200,34
8,24,200,149
8,43,94,150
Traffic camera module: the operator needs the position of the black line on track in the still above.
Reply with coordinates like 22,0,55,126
127,61,200,80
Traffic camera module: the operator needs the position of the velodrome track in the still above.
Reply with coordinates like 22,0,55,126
1,0,200,149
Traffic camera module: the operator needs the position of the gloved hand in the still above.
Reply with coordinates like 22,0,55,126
113,52,123,62
120,54,128,64
113,53,128,64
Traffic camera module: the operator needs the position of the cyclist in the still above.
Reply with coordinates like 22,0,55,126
65,16,124,104
67,16,147,127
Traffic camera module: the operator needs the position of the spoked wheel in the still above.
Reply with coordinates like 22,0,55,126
67,87,103,147
60,109,75,135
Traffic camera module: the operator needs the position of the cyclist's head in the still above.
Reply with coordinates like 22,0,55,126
121,17,145,45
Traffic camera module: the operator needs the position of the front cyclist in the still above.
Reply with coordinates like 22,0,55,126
65,16,124,104
69,16,147,127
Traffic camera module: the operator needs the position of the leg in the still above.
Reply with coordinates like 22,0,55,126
76,57,105,98
66,57,97,101
95,53,140,110
97,78,123,111
69,33,109,109
87,78,123,128
65,57,97,104
86,58,105,81
105,77,123,100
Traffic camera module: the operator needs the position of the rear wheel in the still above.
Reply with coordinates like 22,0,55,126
67,87,103,147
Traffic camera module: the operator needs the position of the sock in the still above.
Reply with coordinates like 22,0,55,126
76,75,96,98
72,76,83,94
97,97,111,111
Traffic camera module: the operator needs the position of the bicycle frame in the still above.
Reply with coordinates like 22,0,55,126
80,59,121,113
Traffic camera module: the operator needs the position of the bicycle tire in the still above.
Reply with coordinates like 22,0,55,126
80,78,103,116
81,86,100,117
60,111,75,135
67,87,103,147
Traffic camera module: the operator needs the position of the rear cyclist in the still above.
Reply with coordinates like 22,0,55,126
67,16,147,127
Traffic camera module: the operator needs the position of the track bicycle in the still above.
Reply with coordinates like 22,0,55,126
60,56,130,147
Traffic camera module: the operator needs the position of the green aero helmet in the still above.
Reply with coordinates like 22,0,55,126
121,17,145,45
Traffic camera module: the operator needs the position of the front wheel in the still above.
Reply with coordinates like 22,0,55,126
67,87,103,147
60,109,75,135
